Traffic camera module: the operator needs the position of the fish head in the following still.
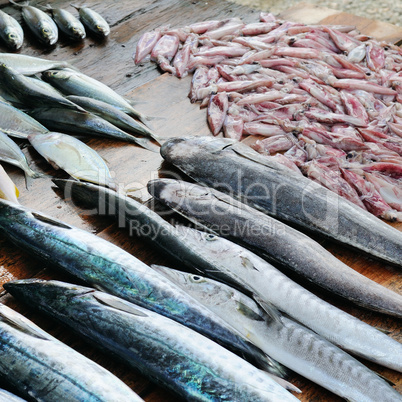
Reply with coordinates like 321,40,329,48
151,264,233,304
160,136,237,165
148,179,217,214
4,279,96,310
41,69,72,83
4,29,23,50
70,24,86,40
95,23,110,37
40,22,58,46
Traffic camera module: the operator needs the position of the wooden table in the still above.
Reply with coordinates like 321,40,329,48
0,1,401,400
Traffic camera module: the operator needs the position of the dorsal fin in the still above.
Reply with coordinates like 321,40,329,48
93,292,148,317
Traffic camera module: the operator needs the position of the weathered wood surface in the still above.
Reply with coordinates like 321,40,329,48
0,1,401,401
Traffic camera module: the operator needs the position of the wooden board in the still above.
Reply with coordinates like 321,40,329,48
0,1,401,401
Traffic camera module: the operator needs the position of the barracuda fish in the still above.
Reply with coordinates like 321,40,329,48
41,70,150,123
71,5,110,38
0,99,48,139
9,0,58,46
4,279,299,402
0,199,281,376
0,10,23,50
160,136,402,268
28,132,117,190
51,179,402,373
28,108,159,151
66,95,162,144
0,54,76,75
0,388,26,402
0,164,19,203
0,131,40,187
152,265,402,402
0,63,84,112
44,6,86,41
148,178,402,319
0,303,143,401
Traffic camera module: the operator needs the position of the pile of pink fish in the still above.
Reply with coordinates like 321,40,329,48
134,12,402,221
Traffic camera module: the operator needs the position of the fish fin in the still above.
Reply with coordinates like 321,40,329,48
375,326,392,335
93,292,148,317
130,136,160,152
375,372,395,386
14,185,20,199
0,304,52,341
31,212,73,230
124,97,148,106
253,294,283,324
266,374,301,393
234,299,265,322
239,255,260,272
70,3,80,11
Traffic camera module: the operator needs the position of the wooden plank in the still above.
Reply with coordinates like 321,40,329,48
0,1,401,401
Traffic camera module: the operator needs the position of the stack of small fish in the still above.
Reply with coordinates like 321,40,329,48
0,53,161,201
134,12,402,222
0,2,109,50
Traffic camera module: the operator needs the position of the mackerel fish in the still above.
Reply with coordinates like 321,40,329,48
71,5,110,38
9,0,58,46
153,265,402,402
45,6,86,41
160,136,402,268
0,199,281,375
148,178,402,319
5,279,299,402
0,303,143,401
42,69,150,123
0,10,23,50
51,179,402,372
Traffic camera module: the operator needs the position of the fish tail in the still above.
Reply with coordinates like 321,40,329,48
24,168,41,189
9,0,27,8
70,3,80,11
130,136,160,153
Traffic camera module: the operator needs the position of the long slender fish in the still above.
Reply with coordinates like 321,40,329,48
0,303,143,401
28,107,159,151
160,136,402,268
0,53,76,75
45,6,86,40
0,131,40,186
51,179,402,372
0,388,26,402
71,4,110,37
0,199,281,375
4,279,298,402
148,178,402,319
66,95,162,144
28,132,117,190
152,265,402,402
0,97,49,139
0,164,19,203
0,10,23,50
41,69,150,123
9,0,58,46
0,63,84,112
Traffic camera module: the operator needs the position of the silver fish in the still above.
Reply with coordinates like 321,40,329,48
66,95,162,144
45,6,86,40
41,69,150,123
0,98,48,139
147,178,402,319
51,179,402,373
0,10,23,50
160,136,402,268
0,63,84,112
28,132,117,190
28,107,159,151
0,303,143,401
71,4,110,38
153,265,402,402
0,131,40,186
4,279,299,402
0,199,280,375
0,53,76,75
9,0,58,46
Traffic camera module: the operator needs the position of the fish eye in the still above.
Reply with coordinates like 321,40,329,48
190,275,205,283
205,233,217,241
8,33,16,39
42,28,50,34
